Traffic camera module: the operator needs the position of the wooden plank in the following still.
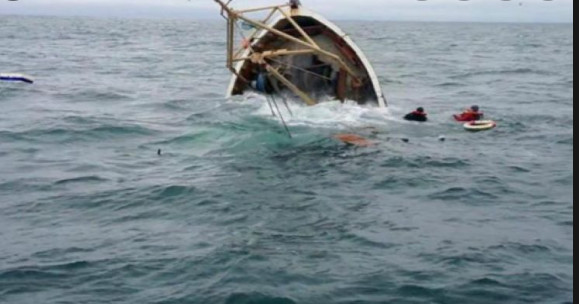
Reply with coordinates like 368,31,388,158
233,7,277,60
227,17,234,68
266,64,317,106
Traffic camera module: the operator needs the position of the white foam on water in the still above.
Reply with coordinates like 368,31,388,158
241,93,396,131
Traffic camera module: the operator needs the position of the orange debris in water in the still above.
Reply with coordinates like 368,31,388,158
334,134,373,147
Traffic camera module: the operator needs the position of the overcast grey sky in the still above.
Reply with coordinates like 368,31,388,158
0,0,574,23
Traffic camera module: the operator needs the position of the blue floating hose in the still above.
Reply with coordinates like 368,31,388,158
0,73,34,84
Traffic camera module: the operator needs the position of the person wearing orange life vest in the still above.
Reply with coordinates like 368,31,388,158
454,105,484,122
404,107,428,122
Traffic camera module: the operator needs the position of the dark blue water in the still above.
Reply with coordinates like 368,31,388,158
0,16,573,304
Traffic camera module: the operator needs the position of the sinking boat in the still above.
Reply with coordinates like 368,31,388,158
214,0,387,108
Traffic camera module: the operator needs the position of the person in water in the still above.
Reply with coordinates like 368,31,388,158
404,107,428,122
454,105,484,122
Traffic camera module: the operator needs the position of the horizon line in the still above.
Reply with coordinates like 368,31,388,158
0,12,574,25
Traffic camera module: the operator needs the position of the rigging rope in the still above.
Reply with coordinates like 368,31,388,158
267,57,333,82
269,94,293,139
258,70,292,138
270,77,294,117
233,17,332,84
265,91,277,117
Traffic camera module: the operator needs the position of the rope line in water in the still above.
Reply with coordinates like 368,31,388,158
270,77,294,117
265,92,277,117
268,94,292,139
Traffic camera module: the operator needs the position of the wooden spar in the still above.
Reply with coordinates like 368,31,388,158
275,7,320,49
233,49,315,63
233,13,359,82
214,0,232,13
229,67,249,83
227,17,234,68
237,4,290,14
214,0,359,82
265,64,317,106
233,7,278,59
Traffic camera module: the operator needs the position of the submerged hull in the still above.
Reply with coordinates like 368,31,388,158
217,2,386,108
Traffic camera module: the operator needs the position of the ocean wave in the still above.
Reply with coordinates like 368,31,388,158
488,242,553,255
450,68,552,79
0,179,54,193
373,176,436,190
154,185,198,199
435,81,465,87
34,184,196,213
378,156,469,169
428,187,500,202
506,165,531,173
446,272,571,304
341,231,398,250
395,284,444,298
152,131,215,146
469,277,505,287
54,175,109,185
557,137,573,145
6,124,157,144
31,247,93,259
160,99,193,111
224,293,297,304
432,251,502,267
54,89,134,102
104,185,200,212
0,86,27,97
0,130,26,142
378,76,403,85
0,261,93,281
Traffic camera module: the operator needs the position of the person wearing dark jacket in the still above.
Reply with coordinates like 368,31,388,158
404,107,428,122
